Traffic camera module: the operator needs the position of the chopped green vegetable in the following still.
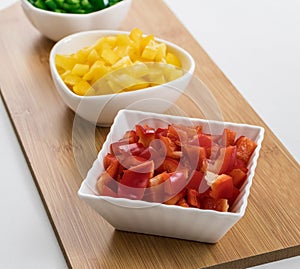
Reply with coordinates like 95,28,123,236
28,0,123,14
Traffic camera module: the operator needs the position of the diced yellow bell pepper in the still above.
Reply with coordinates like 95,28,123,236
116,34,132,47
64,74,82,86
155,43,167,62
128,62,149,78
87,49,100,64
141,40,157,61
60,70,71,80
165,52,181,67
83,60,108,82
71,64,90,76
112,55,133,70
141,34,154,52
129,28,143,42
101,48,120,65
73,48,91,63
55,28,183,96
163,64,183,81
55,54,77,71
73,80,93,96
125,82,150,91
93,36,115,52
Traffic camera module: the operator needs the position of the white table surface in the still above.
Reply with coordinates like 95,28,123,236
0,0,299,268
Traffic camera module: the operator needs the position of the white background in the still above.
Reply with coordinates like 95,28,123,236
0,0,299,268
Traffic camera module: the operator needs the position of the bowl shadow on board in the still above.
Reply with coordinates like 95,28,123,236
98,229,218,267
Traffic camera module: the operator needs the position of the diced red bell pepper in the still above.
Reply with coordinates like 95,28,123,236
187,188,201,208
118,155,147,171
182,145,207,172
210,174,233,201
103,153,116,170
235,136,257,164
228,168,247,188
101,185,118,198
156,157,179,173
96,172,118,194
208,146,236,174
190,133,213,158
176,197,189,207
135,124,156,148
118,161,154,200
159,136,182,159
164,188,187,205
200,196,229,212
146,172,170,202
148,171,170,187
222,128,236,146
111,141,146,157
119,130,139,144
164,169,188,196
167,124,189,146
103,153,119,179
233,158,248,172
186,170,204,190
147,139,167,167
218,146,237,174
228,186,240,207
155,127,168,138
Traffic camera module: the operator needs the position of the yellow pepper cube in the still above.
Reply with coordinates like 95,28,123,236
141,40,158,61
64,74,82,86
55,54,77,71
73,80,93,96
60,70,71,80
87,49,100,64
129,28,143,42
116,34,132,47
73,48,91,63
155,43,167,62
125,82,150,92
165,52,181,67
107,79,123,93
83,60,109,82
101,48,120,66
128,62,149,78
71,64,90,77
113,46,130,59
145,66,166,85
141,34,155,51
163,64,183,81
112,55,133,70
93,37,114,52
168,69,183,81
104,36,117,47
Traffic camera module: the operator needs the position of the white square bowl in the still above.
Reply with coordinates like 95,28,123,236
78,109,264,243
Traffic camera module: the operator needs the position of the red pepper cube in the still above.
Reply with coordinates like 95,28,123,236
228,168,248,189
235,136,257,164
210,174,234,201
187,188,200,208
118,161,154,200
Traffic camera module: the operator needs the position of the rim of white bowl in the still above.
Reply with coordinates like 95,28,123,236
49,30,196,100
21,0,131,17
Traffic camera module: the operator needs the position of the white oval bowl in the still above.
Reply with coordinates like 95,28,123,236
20,0,132,41
49,30,195,126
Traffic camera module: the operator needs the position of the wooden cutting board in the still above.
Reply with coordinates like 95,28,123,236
0,1,299,268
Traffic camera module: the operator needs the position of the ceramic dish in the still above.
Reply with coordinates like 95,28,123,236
21,0,132,41
78,109,264,243
49,30,195,126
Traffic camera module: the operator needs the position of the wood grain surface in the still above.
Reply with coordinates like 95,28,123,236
0,1,299,268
